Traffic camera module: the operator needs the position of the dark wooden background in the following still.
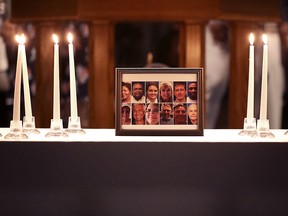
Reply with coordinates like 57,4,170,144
10,0,280,128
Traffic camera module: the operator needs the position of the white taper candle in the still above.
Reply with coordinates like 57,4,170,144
12,35,24,121
53,34,61,120
21,34,33,119
260,34,268,120
247,33,255,119
67,32,78,119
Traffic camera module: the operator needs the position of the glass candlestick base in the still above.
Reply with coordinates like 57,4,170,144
4,120,29,139
23,116,40,134
45,119,68,137
65,116,86,134
239,117,256,136
252,119,275,138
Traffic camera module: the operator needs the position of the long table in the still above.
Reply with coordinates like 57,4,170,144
1,129,288,215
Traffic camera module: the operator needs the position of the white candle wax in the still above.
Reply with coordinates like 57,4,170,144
260,34,268,120
21,34,33,118
247,33,254,119
12,35,23,122
67,33,78,119
53,34,61,120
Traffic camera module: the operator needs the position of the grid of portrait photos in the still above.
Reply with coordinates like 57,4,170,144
121,78,198,128
116,68,204,136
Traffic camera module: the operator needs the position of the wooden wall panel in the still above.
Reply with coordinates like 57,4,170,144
11,0,77,21
181,21,205,67
78,0,221,21
220,0,280,21
11,0,279,22
88,21,115,128
228,22,257,128
10,0,281,129
34,23,55,127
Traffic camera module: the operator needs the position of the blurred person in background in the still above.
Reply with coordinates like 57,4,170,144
0,17,10,126
0,19,37,127
280,0,288,128
0,0,11,126
205,20,230,128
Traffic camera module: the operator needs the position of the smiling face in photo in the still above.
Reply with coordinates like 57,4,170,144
174,82,186,102
188,82,197,101
145,103,160,125
132,83,144,100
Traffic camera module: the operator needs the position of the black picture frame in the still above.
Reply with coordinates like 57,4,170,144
115,68,204,136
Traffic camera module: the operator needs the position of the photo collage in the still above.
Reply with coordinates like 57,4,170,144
121,81,198,126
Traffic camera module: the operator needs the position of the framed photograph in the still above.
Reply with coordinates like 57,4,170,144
115,68,204,136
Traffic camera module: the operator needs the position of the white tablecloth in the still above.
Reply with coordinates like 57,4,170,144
1,128,288,143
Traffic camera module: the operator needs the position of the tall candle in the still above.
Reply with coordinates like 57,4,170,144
247,33,255,119
12,35,24,121
67,32,78,119
260,34,268,120
21,34,32,119
52,34,60,120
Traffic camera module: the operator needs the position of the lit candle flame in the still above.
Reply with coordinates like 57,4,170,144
15,34,26,44
262,34,268,45
249,33,254,45
52,34,59,44
67,32,73,44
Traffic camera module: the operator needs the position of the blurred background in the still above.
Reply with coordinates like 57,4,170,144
0,0,285,129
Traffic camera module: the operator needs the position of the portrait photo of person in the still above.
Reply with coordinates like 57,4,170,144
122,82,131,103
187,103,198,125
145,103,160,125
174,103,187,125
174,82,186,102
160,103,174,125
121,104,131,125
132,103,146,125
187,81,197,103
131,82,145,103
159,81,173,102
146,82,159,103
